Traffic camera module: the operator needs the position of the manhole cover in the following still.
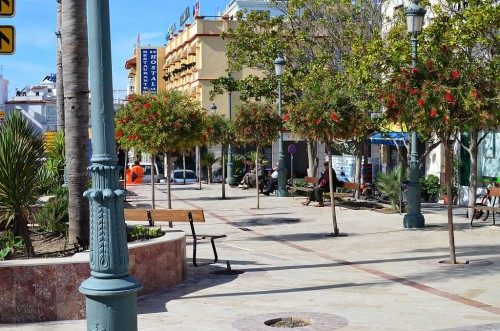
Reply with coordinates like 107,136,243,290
265,316,311,328
232,312,349,331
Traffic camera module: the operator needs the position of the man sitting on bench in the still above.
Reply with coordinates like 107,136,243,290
301,161,343,207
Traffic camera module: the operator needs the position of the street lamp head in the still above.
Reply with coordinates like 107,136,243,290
274,54,286,77
405,0,426,34
227,72,234,82
210,103,217,115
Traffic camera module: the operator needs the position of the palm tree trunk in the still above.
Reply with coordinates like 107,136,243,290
327,146,340,236
61,0,90,246
355,141,363,199
197,147,202,190
16,213,35,257
444,140,457,264
56,0,64,131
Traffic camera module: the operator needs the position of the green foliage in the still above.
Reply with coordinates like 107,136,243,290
115,90,208,154
35,187,69,235
420,174,440,197
127,225,164,242
44,131,65,185
376,164,406,210
0,112,44,254
231,154,245,176
233,101,283,147
205,114,235,148
0,230,24,260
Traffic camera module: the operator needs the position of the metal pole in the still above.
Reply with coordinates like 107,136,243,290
226,75,235,185
403,35,425,228
276,78,288,197
80,1,142,330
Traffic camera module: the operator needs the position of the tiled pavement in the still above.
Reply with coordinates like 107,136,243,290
1,183,499,330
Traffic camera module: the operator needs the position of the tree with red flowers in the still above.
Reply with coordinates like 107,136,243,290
383,2,499,263
115,90,207,208
286,74,366,236
205,114,236,199
233,101,283,209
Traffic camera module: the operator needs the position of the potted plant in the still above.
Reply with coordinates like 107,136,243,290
441,184,458,205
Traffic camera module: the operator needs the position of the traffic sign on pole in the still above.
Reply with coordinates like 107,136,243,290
0,0,14,17
0,26,15,54
287,144,297,154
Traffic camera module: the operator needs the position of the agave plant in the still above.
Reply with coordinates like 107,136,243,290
0,112,45,257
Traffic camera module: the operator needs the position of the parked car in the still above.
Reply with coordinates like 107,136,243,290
170,169,197,184
127,162,163,183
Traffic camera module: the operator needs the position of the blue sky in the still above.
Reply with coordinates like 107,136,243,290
0,0,229,99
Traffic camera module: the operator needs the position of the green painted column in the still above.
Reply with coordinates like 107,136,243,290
79,1,142,330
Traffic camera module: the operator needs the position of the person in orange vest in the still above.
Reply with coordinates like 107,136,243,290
130,160,144,184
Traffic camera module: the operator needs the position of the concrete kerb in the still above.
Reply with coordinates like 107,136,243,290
2,183,500,331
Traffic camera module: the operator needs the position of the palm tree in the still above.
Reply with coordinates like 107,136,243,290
0,112,45,257
61,0,90,246
201,151,219,183
56,0,64,131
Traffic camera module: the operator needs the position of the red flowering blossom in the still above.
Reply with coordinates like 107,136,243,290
446,93,452,101
444,117,449,124
418,99,425,106
283,114,289,121
388,100,395,107
144,103,151,108
430,110,437,117
452,71,458,79
331,112,338,122
472,90,478,98
428,60,433,68
316,118,322,124
388,94,394,99
174,122,179,127
412,68,418,74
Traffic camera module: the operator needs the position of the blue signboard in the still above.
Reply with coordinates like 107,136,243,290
140,48,158,94
288,144,297,154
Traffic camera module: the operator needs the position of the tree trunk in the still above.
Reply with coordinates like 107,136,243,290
124,150,128,192
444,140,457,264
151,153,156,209
468,128,479,217
167,153,172,209
327,146,339,236
62,0,90,247
222,150,226,199
16,213,35,257
197,147,202,190
355,141,363,199
256,144,260,209
56,0,64,131
307,140,318,177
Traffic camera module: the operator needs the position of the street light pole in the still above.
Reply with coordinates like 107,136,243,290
226,73,235,186
274,54,288,197
80,0,142,330
403,0,426,229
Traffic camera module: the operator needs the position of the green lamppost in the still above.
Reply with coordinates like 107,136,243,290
80,0,142,330
274,54,288,197
226,73,236,186
403,0,426,229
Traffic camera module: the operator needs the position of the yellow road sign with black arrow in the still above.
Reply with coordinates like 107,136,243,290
0,0,14,17
0,26,14,54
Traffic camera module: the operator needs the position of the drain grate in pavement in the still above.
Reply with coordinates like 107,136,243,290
232,312,349,331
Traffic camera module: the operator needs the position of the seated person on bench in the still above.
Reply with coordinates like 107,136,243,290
263,162,279,196
301,161,343,207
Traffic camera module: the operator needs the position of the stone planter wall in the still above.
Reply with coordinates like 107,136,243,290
0,232,186,323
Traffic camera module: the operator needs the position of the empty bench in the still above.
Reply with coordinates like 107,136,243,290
124,208,226,266
469,187,500,227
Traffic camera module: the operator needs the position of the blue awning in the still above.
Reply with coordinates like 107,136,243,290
370,132,408,146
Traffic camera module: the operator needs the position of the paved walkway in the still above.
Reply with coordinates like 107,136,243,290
2,183,500,330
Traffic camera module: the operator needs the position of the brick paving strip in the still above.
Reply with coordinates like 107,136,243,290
175,196,500,318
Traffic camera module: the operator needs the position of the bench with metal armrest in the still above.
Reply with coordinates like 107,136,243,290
469,187,500,227
124,208,226,266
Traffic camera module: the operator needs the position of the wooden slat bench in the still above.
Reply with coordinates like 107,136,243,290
291,176,360,200
124,208,226,266
469,187,500,227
